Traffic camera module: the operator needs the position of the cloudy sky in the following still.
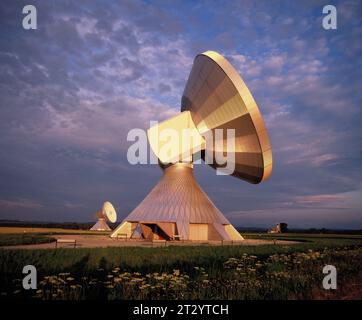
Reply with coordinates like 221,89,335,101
0,0,361,228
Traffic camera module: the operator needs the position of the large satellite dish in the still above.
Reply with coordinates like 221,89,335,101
90,201,117,231
148,50,272,183
111,50,272,242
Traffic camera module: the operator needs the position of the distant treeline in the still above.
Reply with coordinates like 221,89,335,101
289,228,362,235
0,220,118,230
237,227,362,235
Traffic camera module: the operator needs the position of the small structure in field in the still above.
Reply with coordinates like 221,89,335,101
268,223,288,234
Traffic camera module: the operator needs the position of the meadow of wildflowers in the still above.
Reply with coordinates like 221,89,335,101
2,240,361,300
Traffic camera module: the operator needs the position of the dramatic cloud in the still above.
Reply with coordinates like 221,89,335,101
0,0,361,228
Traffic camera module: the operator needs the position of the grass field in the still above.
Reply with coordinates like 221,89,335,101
0,227,110,247
0,227,110,235
0,230,361,300
0,233,56,247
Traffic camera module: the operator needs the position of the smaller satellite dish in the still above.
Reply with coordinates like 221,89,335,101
102,201,117,223
90,201,117,231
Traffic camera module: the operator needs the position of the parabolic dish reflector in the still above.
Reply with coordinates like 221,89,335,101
181,51,272,184
102,201,117,223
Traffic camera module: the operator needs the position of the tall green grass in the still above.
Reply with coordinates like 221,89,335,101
4,247,362,300
1,234,361,299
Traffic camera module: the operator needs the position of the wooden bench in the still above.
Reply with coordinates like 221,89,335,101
222,240,244,246
55,239,76,248
116,233,128,241
172,234,184,242
221,240,234,246
152,239,167,247
200,242,209,245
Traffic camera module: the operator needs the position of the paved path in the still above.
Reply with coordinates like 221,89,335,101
3,234,298,249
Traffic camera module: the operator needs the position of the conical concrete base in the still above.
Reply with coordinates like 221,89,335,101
111,163,243,241
90,218,111,231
